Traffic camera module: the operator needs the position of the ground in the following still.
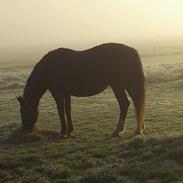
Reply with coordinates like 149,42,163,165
0,53,183,183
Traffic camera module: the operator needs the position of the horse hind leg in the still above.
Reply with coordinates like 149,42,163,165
126,85,145,135
111,87,130,137
65,95,73,136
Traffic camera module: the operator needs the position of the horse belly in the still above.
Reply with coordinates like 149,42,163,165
69,78,109,97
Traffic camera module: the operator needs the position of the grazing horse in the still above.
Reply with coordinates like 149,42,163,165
17,43,145,138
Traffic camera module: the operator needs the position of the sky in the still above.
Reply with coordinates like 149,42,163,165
0,0,183,50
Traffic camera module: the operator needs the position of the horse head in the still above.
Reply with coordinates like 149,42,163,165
16,96,39,132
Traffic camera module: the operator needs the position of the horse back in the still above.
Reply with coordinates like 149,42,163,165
36,43,140,96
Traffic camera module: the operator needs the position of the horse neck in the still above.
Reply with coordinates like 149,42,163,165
23,67,46,110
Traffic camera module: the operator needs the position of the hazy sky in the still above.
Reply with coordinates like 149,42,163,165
0,0,183,49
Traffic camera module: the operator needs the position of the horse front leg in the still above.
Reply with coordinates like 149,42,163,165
57,99,68,138
51,92,68,138
65,95,73,136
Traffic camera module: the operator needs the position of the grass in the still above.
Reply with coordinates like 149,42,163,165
0,57,183,182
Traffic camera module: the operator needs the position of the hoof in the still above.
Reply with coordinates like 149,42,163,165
134,130,144,135
67,131,73,137
111,132,120,137
59,133,67,139
67,128,73,136
111,128,125,137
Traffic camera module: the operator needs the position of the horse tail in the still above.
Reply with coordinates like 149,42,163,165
126,50,145,133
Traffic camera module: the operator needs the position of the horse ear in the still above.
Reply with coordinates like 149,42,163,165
16,96,24,104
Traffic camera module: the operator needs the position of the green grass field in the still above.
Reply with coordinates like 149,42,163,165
0,53,183,183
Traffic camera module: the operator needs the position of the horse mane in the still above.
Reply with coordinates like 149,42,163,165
23,63,43,102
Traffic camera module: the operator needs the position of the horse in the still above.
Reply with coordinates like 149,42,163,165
16,43,145,138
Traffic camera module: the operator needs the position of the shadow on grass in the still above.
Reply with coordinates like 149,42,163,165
2,126,60,144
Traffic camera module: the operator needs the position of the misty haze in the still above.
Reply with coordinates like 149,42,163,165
0,1,183,182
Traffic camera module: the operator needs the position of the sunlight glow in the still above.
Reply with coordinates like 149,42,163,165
0,0,183,48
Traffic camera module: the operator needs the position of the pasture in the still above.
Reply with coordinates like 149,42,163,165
0,53,183,183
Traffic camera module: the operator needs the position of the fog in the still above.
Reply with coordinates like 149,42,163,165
0,0,183,63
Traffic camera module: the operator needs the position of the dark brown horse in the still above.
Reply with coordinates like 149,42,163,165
17,43,145,138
